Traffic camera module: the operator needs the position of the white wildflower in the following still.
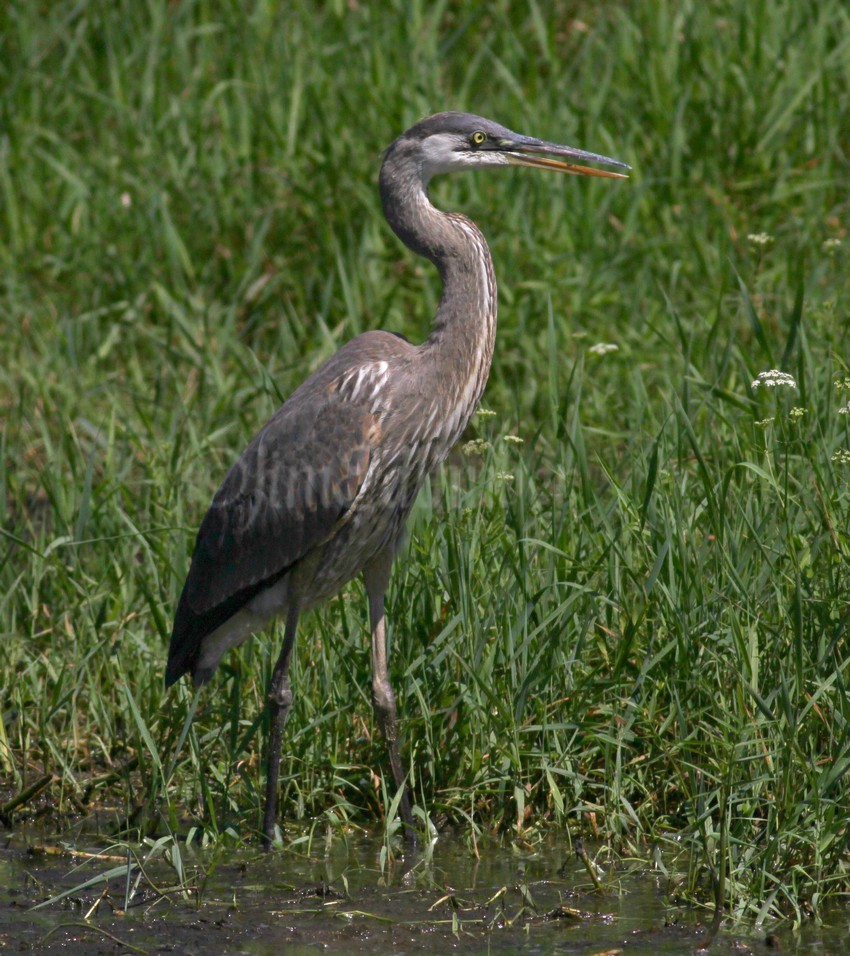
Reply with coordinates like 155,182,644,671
822,238,842,254
502,435,524,445
839,403,850,416
833,379,850,392
588,342,619,356
495,472,515,482
789,406,806,420
461,439,490,457
120,192,132,208
831,450,850,464
748,232,773,247
475,408,497,418
754,418,774,428
751,369,797,390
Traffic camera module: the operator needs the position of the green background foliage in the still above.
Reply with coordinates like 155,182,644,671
2,0,849,918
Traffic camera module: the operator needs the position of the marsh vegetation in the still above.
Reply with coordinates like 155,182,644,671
2,0,849,927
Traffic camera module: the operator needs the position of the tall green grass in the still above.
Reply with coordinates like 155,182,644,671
2,0,849,920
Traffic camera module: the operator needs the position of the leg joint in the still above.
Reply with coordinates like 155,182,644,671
372,676,397,720
269,682,293,712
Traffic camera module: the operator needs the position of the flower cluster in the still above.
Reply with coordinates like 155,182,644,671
748,232,773,247
461,439,491,457
588,342,619,356
751,369,797,390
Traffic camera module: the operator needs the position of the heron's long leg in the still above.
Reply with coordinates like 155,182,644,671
261,602,299,851
363,554,415,837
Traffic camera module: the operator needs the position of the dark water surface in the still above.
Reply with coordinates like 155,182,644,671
1,827,847,954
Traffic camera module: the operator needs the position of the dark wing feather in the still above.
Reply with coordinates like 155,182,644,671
166,391,375,684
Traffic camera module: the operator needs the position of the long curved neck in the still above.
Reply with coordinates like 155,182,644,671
379,165,497,423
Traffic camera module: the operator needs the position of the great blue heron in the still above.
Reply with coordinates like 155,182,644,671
166,112,628,849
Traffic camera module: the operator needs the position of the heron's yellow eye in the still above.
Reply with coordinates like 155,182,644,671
471,131,487,146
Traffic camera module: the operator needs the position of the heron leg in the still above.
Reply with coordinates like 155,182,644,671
261,602,299,851
364,553,416,840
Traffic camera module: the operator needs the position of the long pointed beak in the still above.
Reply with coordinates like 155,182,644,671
501,136,630,179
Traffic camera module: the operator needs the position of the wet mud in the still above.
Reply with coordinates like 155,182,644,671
0,828,843,954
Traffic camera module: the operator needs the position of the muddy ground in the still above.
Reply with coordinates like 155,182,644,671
1,827,842,955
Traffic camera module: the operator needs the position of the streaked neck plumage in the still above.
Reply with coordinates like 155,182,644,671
379,147,497,430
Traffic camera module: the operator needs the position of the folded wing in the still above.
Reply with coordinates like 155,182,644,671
166,392,376,684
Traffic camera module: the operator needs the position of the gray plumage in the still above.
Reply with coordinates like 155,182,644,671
166,112,628,848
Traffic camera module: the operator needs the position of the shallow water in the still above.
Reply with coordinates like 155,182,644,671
1,827,847,954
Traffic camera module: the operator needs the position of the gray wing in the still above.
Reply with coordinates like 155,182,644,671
166,389,377,684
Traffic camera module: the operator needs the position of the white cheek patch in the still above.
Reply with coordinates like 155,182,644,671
420,133,464,175
419,134,509,177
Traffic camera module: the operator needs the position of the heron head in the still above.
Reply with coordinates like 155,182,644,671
393,112,630,182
